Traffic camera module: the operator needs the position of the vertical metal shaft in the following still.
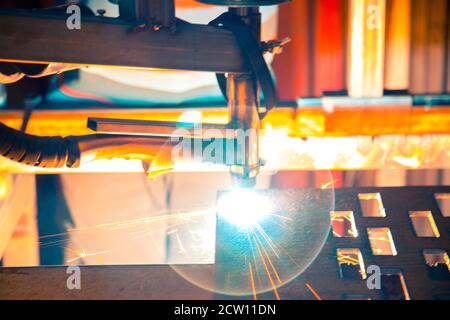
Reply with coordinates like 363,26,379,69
227,7,261,188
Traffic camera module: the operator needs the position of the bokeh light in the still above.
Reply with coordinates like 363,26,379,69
217,189,272,229
171,179,334,297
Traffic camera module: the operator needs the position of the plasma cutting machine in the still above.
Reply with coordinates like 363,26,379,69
1,0,450,301
0,0,290,187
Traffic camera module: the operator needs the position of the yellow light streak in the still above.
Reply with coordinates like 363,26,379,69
248,262,257,301
305,283,322,300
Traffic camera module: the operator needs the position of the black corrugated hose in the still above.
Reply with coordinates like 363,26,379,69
0,122,78,168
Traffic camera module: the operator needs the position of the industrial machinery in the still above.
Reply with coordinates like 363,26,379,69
0,0,450,301
0,0,294,187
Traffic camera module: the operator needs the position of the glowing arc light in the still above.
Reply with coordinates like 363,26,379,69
217,190,272,229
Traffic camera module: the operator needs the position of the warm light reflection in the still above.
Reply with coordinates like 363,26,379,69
348,0,386,98
0,134,449,174
172,189,333,297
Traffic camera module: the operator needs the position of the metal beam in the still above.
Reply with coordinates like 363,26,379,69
0,265,214,299
0,9,248,73
87,117,230,137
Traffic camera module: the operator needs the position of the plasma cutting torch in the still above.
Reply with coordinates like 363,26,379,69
0,0,290,187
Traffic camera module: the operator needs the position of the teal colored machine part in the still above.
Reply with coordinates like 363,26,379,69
0,84,6,108
45,72,227,109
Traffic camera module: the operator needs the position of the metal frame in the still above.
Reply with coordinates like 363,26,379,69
0,2,266,185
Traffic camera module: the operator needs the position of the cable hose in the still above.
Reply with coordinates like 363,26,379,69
0,122,72,168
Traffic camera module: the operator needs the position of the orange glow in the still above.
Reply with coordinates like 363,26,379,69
176,0,213,8
305,283,322,300
2,105,450,138
321,179,339,190
254,234,281,300
248,262,257,300
1,106,450,173
0,174,12,200
384,0,410,90
348,0,386,98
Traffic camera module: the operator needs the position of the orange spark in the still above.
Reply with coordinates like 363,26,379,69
254,232,282,284
248,262,257,301
305,283,322,300
254,235,281,300
321,179,339,190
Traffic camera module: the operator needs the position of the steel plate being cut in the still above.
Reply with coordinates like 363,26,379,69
172,188,333,296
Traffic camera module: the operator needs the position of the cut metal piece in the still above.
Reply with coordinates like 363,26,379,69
336,248,367,280
423,249,450,280
435,193,450,217
358,193,386,217
367,227,397,256
330,211,358,238
409,211,440,238
381,270,410,300
423,249,450,270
